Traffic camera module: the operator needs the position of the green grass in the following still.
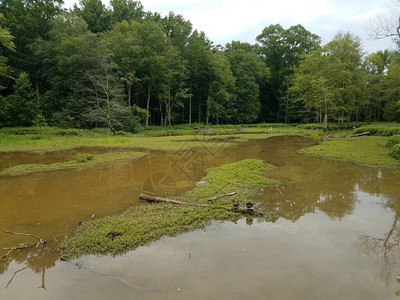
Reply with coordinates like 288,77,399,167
353,123,400,136
0,151,147,176
299,136,400,167
58,159,278,258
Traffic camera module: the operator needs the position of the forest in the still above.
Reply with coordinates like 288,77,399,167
0,0,399,133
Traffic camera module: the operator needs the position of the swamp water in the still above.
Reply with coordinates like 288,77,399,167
0,136,400,299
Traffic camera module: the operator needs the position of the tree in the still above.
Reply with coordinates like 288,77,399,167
137,20,168,126
381,56,400,122
0,13,15,85
290,33,366,128
225,41,270,123
75,0,112,33
256,24,320,122
0,0,63,94
104,20,142,107
4,72,41,126
110,0,144,24
163,41,190,127
84,56,131,133
364,50,392,121
184,30,213,124
205,51,235,124
35,13,106,125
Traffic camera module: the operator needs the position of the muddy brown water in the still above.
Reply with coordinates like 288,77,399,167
0,136,400,299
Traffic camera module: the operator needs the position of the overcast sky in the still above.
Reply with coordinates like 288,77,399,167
65,0,399,54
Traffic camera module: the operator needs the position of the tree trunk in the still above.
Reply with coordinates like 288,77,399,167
146,79,151,126
189,95,192,125
127,82,132,107
323,88,328,131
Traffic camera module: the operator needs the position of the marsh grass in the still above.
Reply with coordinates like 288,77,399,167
58,159,278,258
299,136,400,167
0,151,147,176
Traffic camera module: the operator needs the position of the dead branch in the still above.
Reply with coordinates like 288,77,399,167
2,229,47,245
350,131,370,137
207,192,237,202
2,244,34,259
139,194,262,216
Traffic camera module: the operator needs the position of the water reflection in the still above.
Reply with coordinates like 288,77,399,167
359,196,400,286
1,136,400,298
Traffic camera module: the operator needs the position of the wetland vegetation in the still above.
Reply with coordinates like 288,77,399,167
1,0,400,298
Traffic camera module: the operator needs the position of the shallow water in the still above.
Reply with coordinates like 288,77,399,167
1,136,400,299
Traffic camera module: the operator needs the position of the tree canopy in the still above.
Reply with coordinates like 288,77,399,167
0,0,398,132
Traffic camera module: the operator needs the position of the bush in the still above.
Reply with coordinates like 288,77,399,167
391,144,400,160
74,153,94,163
386,135,400,148
354,124,400,136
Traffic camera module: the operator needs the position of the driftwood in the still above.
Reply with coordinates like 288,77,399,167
2,229,47,259
350,131,370,137
139,194,262,216
2,229,47,245
208,192,237,202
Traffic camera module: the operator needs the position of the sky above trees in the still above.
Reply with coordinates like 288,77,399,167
63,0,397,53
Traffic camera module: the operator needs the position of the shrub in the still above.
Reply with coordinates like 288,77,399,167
391,144,400,160
74,153,94,163
386,135,400,148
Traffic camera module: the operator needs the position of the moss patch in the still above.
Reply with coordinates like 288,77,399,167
0,151,147,176
59,159,278,258
299,136,400,167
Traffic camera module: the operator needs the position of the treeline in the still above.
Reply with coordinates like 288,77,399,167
0,0,399,132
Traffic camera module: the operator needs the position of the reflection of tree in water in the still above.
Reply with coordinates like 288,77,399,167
265,158,364,221
359,197,400,287
0,240,58,289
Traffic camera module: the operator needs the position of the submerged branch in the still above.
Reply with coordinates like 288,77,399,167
2,244,34,259
2,229,47,245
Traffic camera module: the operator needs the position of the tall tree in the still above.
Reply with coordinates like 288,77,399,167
184,30,212,124
256,24,320,122
290,33,366,127
225,41,270,123
0,13,15,85
75,0,112,33
110,0,144,24
103,20,142,107
4,72,40,126
206,51,235,124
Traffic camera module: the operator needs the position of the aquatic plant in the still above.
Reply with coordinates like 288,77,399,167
58,159,279,257
74,153,94,163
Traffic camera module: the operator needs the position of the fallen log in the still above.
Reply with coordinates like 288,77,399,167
350,131,370,137
139,194,262,216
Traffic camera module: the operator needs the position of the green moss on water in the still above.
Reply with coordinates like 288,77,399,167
59,159,278,258
299,136,400,167
0,151,147,176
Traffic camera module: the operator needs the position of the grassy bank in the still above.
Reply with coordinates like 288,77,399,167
0,126,284,153
59,159,279,257
0,151,147,176
299,136,400,167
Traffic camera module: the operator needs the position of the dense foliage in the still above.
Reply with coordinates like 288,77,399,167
0,0,399,132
